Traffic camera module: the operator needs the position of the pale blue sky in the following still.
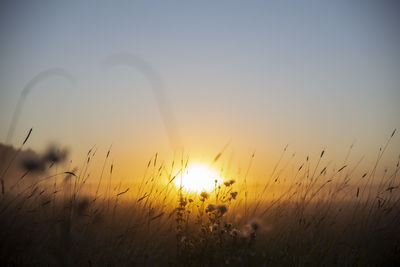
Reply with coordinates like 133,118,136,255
0,1,399,176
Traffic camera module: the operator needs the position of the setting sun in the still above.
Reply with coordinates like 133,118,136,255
1,1,399,265
174,163,221,192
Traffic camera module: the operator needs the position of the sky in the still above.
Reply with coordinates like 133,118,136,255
0,1,399,180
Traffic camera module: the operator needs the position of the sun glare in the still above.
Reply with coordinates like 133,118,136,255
174,163,221,192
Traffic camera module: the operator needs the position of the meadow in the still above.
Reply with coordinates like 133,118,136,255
0,129,399,266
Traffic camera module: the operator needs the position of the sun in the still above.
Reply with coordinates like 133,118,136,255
174,163,221,192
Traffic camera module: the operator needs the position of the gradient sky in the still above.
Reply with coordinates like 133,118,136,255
0,1,399,179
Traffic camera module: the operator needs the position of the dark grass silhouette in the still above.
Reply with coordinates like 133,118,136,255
0,130,399,266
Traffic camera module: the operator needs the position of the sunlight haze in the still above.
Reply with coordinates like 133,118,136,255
0,1,399,180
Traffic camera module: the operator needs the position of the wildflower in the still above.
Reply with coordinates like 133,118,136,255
211,224,218,232
19,154,45,172
231,228,238,237
179,197,187,207
43,145,68,164
188,198,193,203
206,204,216,212
217,204,228,215
230,191,238,200
250,219,260,231
223,179,236,186
224,223,232,231
200,191,209,201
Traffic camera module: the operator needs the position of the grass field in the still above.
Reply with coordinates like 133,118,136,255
0,130,399,266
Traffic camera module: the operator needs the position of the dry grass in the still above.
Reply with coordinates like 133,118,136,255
0,130,399,266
